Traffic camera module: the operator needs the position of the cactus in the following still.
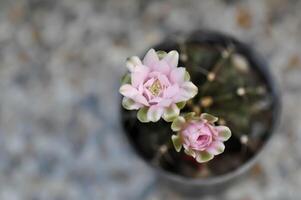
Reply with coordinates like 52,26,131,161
122,38,275,177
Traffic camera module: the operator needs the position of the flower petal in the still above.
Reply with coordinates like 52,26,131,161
176,101,186,109
137,107,149,123
147,106,164,122
126,56,142,72
121,73,131,85
131,65,149,87
157,99,172,107
162,50,179,68
148,97,162,104
195,151,214,163
184,71,191,81
183,112,197,121
152,60,171,74
164,85,180,98
207,141,225,155
162,104,180,122
200,113,218,123
216,126,231,141
172,134,182,152
143,49,159,68
170,67,186,84
122,97,142,110
120,84,149,106
184,148,196,158
171,116,186,132
119,84,139,98
157,73,170,86
174,82,198,102
132,94,149,106
156,50,167,59
181,82,198,98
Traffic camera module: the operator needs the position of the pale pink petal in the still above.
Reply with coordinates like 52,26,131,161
144,78,155,87
147,106,164,122
119,84,139,98
126,56,142,72
158,99,172,107
170,67,186,84
143,89,152,101
162,50,179,68
173,82,198,102
119,84,149,106
137,84,144,93
147,71,160,79
207,123,219,137
131,94,149,106
131,65,149,87
143,49,159,69
152,60,170,74
149,97,162,104
206,141,225,155
157,74,170,86
164,85,180,98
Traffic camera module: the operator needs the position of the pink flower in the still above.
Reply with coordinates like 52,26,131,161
119,49,198,122
171,113,231,163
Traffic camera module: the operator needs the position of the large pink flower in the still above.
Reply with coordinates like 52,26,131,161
171,113,231,163
119,49,198,122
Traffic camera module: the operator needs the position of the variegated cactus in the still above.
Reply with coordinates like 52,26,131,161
119,49,232,164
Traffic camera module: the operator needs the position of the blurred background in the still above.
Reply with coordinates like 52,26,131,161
0,0,300,199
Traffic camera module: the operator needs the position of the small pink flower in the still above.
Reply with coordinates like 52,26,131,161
171,113,231,163
119,49,198,122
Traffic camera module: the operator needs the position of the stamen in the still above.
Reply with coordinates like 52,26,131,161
149,79,162,96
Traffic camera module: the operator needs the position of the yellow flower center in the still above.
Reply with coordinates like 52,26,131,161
149,79,162,96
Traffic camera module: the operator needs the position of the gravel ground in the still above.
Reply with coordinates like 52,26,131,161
0,0,300,199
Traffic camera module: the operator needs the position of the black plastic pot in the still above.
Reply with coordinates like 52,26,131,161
120,30,281,196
